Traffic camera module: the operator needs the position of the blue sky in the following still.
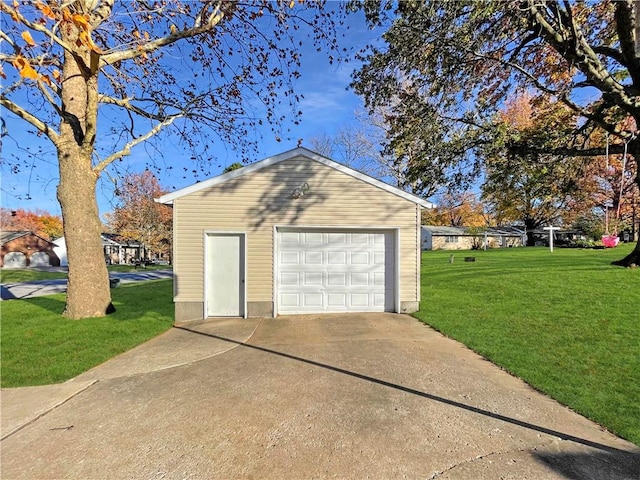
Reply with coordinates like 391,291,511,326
1,8,381,221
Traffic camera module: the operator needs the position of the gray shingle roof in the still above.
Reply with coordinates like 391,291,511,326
1,231,55,245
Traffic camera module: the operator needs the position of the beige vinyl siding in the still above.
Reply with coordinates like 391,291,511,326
173,155,420,305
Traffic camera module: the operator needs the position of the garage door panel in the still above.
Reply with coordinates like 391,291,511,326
352,233,369,244
327,293,347,307
304,232,323,244
327,233,347,245
304,251,322,264
328,251,347,264
373,293,386,307
280,272,299,285
280,232,300,243
373,272,386,286
327,272,346,286
303,292,323,307
350,293,370,307
281,251,300,264
350,272,368,286
351,251,369,264
304,272,323,285
277,229,394,314
280,293,300,307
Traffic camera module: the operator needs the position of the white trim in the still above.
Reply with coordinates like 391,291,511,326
273,225,400,315
415,206,421,305
272,225,278,317
203,231,247,318
156,147,435,209
173,205,179,301
277,225,404,232
395,228,401,314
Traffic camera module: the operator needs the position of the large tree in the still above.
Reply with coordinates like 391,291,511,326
482,93,591,245
351,0,640,266
1,1,337,317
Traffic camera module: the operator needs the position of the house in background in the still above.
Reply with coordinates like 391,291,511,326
53,234,142,266
421,226,525,250
157,147,435,322
1,231,61,268
101,233,142,264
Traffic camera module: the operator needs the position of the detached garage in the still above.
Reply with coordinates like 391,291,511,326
157,147,433,321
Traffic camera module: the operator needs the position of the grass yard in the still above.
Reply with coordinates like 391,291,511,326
0,268,67,283
0,279,174,388
415,245,640,446
0,263,172,283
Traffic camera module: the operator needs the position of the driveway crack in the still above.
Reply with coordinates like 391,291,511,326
427,437,559,479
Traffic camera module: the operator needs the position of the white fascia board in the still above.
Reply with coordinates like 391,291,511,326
155,148,301,205
155,146,435,209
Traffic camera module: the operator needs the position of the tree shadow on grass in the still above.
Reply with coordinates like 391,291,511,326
17,295,66,315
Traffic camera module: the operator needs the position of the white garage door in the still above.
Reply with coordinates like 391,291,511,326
30,251,51,267
277,229,394,314
4,251,27,268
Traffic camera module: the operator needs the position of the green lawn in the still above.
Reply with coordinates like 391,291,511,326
0,264,172,283
0,279,174,387
0,268,68,283
414,245,640,446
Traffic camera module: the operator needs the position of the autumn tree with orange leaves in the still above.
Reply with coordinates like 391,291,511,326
104,171,172,262
0,1,338,318
0,207,63,239
481,94,594,245
421,192,488,228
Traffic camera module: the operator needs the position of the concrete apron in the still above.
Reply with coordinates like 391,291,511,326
1,314,638,479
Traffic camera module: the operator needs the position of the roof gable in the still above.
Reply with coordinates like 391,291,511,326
156,147,434,208
1,230,54,245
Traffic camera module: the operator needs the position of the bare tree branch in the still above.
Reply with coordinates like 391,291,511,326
525,0,636,116
0,96,59,144
98,94,168,121
93,114,182,173
614,0,640,85
101,1,225,65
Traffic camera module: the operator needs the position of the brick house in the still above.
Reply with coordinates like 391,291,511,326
0,231,61,268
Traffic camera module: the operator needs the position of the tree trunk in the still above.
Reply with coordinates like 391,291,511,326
56,27,113,318
524,218,537,247
612,142,640,267
57,145,113,318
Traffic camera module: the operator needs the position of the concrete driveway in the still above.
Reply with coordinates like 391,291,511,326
1,314,638,479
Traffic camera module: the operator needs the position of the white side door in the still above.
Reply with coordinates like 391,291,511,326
206,233,245,317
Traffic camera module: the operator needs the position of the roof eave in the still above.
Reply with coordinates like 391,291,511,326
155,147,435,208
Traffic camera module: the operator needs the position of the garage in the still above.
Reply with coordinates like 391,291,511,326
276,229,396,314
157,147,434,321
1,231,60,268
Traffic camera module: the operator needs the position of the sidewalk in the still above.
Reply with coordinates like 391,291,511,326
1,317,263,441
0,269,173,300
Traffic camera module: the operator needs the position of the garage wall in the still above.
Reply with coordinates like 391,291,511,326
172,155,421,318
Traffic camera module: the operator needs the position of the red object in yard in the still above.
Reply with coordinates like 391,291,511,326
602,235,620,248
